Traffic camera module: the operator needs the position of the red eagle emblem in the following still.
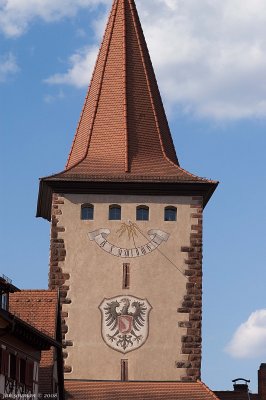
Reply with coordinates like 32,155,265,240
99,296,152,353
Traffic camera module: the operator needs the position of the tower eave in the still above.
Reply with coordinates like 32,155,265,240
36,176,218,221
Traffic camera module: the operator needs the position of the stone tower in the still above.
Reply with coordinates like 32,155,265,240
37,0,217,383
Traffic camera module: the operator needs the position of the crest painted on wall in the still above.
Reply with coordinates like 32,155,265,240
99,296,152,354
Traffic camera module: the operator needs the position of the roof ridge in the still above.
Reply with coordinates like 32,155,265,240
127,0,179,170
65,0,120,171
122,0,129,172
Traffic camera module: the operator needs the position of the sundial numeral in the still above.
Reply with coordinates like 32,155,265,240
89,227,169,259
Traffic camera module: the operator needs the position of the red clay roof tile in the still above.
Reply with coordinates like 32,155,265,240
37,0,218,221
52,0,212,184
9,290,59,395
64,380,220,400
9,290,58,338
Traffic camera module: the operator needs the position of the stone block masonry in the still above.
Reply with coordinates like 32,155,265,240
49,193,72,374
176,196,203,382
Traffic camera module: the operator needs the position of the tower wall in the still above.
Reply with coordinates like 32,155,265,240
49,193,203,382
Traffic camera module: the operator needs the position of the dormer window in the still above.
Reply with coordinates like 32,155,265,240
164,206,177,221
0,291,8,310
109,205,121,220
81,204,94,220
136,206,149,221
0,275,19,311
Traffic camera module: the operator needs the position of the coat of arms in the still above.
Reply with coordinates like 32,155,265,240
99,296,152,354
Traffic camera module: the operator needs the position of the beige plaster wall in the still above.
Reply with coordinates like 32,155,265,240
57,194,195,381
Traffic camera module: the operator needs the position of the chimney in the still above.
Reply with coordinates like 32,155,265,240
232,379,250,393
259,364,266,400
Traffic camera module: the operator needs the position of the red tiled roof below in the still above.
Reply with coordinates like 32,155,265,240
9,290,58,338
39,350,54,394
9,290,59,395
65,381,220,400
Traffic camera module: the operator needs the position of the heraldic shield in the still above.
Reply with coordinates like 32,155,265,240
99,296,152,354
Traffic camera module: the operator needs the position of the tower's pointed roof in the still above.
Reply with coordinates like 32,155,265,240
64,0,180,177
37,0,218,220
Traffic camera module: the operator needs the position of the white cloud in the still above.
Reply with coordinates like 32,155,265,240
45,46,99,88
225,309,266,358
0,0,108,37
3,0,266,119
137,0,266,119
45,0,266,120
0,53,19,82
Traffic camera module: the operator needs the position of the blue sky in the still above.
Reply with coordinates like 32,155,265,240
1,0,266,392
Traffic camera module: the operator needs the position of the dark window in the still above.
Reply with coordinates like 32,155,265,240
0,291,8,310
109,205,121,220
0,348,2,374
1,349,9,376
164,206,177,221
136,206,149,221
10,354,16,380
20,359,26,384
25,361,34,388
121,359,128,382
81,204,94,220
123,264,130,289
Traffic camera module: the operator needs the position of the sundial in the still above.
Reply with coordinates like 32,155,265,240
89,222,169,258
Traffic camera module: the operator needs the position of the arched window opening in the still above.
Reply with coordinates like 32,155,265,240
164,206,177,221
136,205,149,221
109,205,121,220
81,204,94,220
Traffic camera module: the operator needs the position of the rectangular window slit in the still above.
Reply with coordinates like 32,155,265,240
121,359,128,382
123,264,130,289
